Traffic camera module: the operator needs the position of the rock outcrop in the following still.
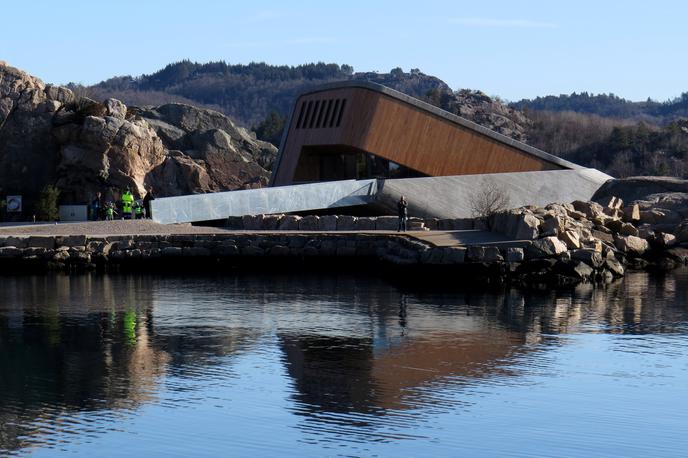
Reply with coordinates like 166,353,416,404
446,89,529,142
0,61,277,211
592,177,688,234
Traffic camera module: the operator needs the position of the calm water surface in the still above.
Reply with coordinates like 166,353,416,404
1,269,687,457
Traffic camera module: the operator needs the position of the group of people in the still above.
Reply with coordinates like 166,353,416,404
90,188,155,221
89,188,407,228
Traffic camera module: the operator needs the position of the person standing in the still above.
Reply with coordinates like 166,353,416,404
121,187,134,220
91,192,103,220
397,196,408,232
105,202,117,220
134,201,144,219
143,188,155,219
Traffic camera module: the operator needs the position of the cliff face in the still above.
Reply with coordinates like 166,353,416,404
449,89,529,142
0,62,277,207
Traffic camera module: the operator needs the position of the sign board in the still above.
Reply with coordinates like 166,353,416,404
59,205,88,222
6,195,22,212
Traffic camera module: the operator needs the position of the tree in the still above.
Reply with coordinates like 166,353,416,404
254,111,286,146
390,67,404,78
468,180,511,229
35,185,61,221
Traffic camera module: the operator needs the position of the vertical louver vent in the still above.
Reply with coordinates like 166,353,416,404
295,98,347,129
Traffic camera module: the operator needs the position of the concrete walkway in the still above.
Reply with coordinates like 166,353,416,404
410,230,523,247
0,221,527,249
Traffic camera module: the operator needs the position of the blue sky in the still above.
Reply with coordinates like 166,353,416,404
1,0,685,101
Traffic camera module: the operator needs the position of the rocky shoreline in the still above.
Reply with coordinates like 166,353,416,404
3,179,688,285
1,216,686,287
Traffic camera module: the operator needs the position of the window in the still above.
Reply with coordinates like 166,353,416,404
315,100,327,127
301,101,314,129
295,102,307,129
336,99,347,127
321,100,333,128
308,100,321,128
329,100,340,127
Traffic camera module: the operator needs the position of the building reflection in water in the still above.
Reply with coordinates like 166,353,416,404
276,270,688,422
0,269,687,453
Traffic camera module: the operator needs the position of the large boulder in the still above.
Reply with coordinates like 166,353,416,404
104,98,127,119
572,200,604,219
514,213,540,239
0,61,63,201
593,177,688,204
148,151,214,196
54,113,166,197
140,103,277,171
559,230,581,249
530,236,568,257
614,235,649,256
0,61,277,211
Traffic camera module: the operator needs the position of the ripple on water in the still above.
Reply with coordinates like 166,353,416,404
1,271,688,456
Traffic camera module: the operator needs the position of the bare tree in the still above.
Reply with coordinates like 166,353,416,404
468,180,511,229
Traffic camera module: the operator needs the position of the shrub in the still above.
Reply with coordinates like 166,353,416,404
35,185,61,221
469,180,511,229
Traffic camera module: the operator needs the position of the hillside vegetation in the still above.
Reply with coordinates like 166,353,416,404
512,92,688,124
86,60,688,179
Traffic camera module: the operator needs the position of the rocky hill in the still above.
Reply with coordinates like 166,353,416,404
0,61,276,212
89,61,530,143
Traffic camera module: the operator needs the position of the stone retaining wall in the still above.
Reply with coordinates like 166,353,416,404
1,232,686,285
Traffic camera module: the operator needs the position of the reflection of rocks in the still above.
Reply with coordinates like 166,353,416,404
0,274,252,453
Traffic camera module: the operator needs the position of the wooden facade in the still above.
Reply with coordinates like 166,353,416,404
270,82,579,186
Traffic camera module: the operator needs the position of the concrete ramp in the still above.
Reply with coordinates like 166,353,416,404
151,179,377,224
374,168,612,219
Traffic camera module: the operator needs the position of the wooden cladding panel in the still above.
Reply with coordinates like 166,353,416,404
361,93,558,176
273,87,561,185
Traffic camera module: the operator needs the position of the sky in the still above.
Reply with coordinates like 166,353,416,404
1,0,686,102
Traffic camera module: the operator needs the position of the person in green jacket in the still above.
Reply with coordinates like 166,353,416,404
134,201,144,219
105,202,117,220
121,188,134,220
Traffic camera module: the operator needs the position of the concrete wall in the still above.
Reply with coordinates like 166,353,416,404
151,179,377,224
151,169,611,224
374,169,612,219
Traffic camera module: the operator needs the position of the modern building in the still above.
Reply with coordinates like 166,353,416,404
270,81,583,186
152,82,611,224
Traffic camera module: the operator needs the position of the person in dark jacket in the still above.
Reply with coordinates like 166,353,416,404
143,188,155,219
91,192,102,221
397,196,408,232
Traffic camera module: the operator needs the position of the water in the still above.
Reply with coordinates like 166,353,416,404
1,270,687,457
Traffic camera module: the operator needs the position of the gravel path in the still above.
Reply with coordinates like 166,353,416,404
0,220,230,236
